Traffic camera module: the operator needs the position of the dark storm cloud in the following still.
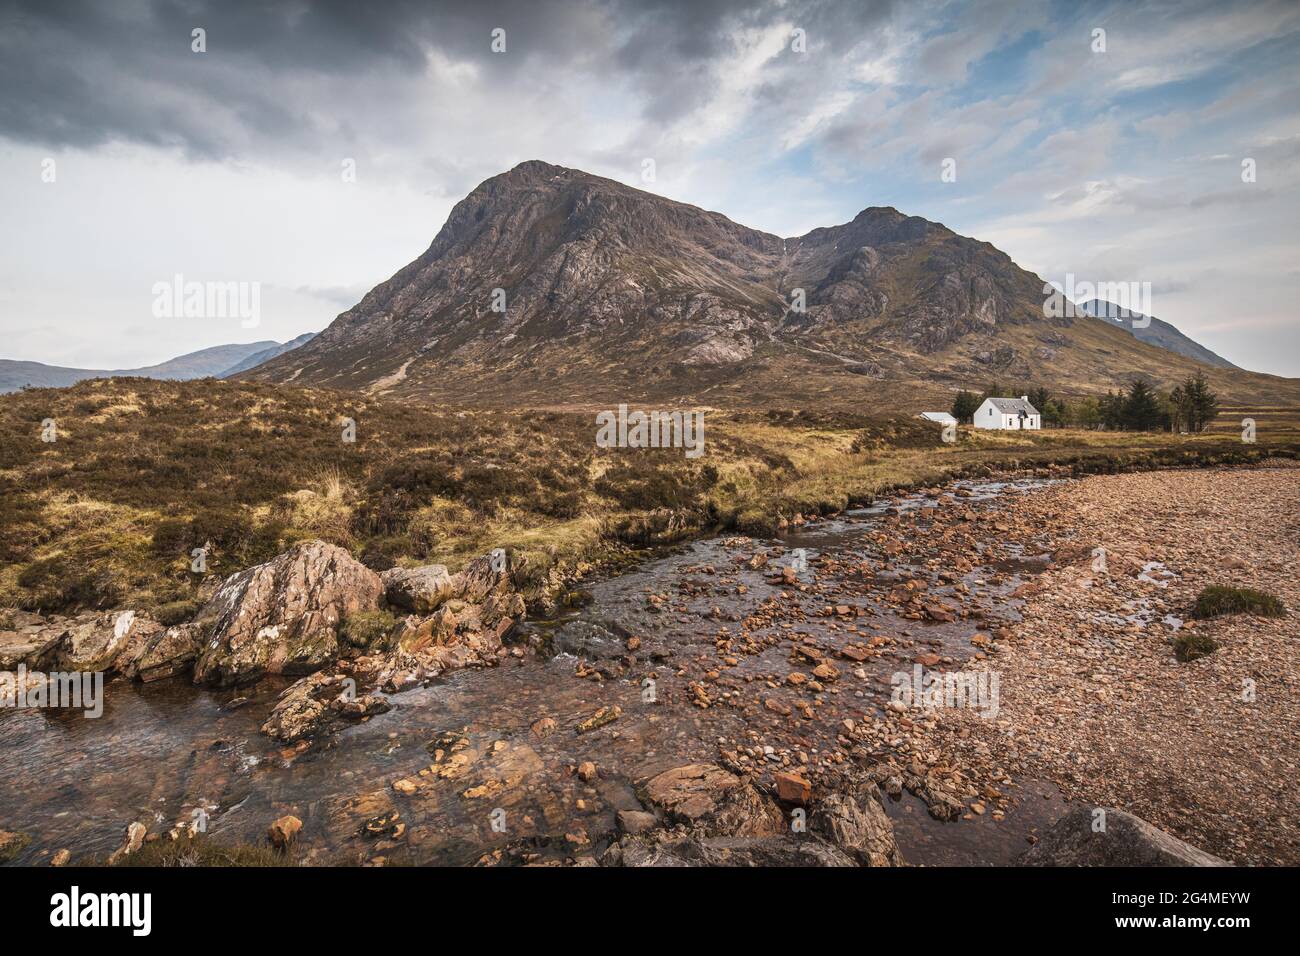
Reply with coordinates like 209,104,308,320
0,0,433,155
0,0,900,159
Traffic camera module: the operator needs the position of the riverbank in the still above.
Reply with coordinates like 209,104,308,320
914,463,1299,864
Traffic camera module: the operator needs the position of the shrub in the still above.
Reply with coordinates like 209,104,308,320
1173,631,1218,662
151,508,277,565
1192,585,1286,620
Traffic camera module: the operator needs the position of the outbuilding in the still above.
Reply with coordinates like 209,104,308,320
918,411,957,425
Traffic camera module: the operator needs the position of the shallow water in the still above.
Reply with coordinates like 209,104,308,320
0,477,1067,866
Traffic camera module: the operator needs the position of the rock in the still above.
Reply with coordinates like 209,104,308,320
267,815,303,850
812,791,904,866
0,829,31,863
772,772,812,805
576,705,621,733
617,810,658,835
1021,807,1229,867
0,611,66,669
577,761,598,783
641,763,783,837
453,551,514,604
811,662,839,682
39,610,146,672
460,742,543,801
107,821,147,864
359,810,403,840
692,835,856,867
923,603,955,623
193,540,384,686
530,717,558,738
616,832,855,867
261,671,390,742
50,848,71,867
116,622,202,682
381,565,454,613
396,606,457,652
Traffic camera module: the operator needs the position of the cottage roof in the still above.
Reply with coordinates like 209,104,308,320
984,397,1039,415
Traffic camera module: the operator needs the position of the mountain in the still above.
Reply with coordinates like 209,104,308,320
243,161,1297,408
1076,299,1238,370
1,338,310,394
217,333,317,377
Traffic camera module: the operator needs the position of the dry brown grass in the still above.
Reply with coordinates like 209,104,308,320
1,376,1296,613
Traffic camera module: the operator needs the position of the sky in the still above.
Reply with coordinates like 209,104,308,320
1,0,1297,375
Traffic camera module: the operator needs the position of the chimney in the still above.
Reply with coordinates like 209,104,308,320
1020,395,1029,402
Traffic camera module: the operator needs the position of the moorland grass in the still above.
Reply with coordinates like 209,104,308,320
2,377,1296,615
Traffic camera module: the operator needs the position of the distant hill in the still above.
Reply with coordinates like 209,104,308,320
217,333,317,377
0,336,313,394
1076,299,1238,370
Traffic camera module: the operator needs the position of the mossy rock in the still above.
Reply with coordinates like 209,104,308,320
0,829,31,863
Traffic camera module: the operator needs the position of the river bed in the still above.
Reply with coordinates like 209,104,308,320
1,476,1075,866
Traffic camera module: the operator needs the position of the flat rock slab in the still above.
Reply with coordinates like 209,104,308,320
1022,807,1228,867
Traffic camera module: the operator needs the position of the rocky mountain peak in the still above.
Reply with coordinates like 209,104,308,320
242,162,1269,405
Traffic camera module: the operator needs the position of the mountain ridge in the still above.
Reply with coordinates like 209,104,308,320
227,160,1297,408
1076,299,1237,370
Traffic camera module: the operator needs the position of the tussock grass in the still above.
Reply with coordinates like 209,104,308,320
100,834,290,868
1173,631,1219,663
1192,585,1287,620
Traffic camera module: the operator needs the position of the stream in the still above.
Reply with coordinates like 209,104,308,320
0,477,1075,866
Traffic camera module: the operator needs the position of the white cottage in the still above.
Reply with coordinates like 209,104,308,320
974,395,1040,430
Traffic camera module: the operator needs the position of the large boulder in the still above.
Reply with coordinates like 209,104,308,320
1021,807,1229,867
812,790,904,866
640,764,784,837
380,565,454,613
192,541,383,686
40,610,147,672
